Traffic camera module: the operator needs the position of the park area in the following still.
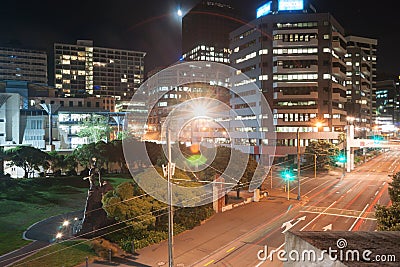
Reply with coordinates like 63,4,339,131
0,175,132,263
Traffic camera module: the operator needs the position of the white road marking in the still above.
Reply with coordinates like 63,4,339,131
300,201,337,231
299,210,376,220
348,204,369,231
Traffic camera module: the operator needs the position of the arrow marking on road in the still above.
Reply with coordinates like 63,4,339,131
322,224,332,231
281,216,306,233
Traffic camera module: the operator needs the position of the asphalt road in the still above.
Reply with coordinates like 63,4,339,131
131,148,396,267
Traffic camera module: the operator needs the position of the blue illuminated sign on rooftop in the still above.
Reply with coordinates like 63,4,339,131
278,0,304,11
256,1,272,18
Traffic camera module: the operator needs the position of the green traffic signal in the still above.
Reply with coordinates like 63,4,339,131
281,169,294,181
337,154,346,163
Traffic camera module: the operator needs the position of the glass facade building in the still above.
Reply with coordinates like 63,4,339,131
0,47,47,84
54,40,146,101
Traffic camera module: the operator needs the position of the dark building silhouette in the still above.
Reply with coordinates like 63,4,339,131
182,0,244,64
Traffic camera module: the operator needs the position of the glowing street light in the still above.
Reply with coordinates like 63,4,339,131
177,9,183,17
62,220,69,227
315,121,323,129
192,104,208,118
55,232,63,240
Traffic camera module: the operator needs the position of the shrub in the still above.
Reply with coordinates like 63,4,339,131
90,238,120,259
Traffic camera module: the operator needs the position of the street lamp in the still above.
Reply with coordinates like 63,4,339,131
177,9,183,17
40,103,60,149
162,129,175,267
296,127,301,200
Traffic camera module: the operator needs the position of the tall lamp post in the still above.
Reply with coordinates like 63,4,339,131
162,129,175,267
40,103,60,149
346,117,355,174
296,127,301,200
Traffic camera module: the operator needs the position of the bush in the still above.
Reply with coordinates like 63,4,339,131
66,169,77,176
90,238,120,259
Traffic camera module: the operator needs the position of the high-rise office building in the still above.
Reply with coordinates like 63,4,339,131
0,47,48,84
375,80,400,127
345,36,377,133
181,0,243,64
54,40,146,102
230,0,345,156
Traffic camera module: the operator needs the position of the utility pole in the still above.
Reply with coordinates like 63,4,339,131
287,178,290,200
314,154,317,179
166,129,174,267
296,128,301,200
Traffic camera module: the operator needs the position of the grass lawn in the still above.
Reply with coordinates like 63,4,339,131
9,240,97,267
0,175,132,256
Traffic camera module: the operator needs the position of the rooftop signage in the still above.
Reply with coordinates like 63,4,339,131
278,0,304,11
256,1,272,18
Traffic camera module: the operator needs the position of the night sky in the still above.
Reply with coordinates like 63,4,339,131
0,0,398,83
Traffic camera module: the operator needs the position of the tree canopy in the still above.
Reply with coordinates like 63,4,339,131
78,115,111,143
305,140,340,170
375,172,400,231
4,146,50,178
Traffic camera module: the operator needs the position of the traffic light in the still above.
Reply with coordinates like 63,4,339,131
281,168,295,181
337,154,346,163
373,135,383,144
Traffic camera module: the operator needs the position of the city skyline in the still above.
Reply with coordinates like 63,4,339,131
0,0,399,81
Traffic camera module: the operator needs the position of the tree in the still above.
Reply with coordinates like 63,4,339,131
192,146,259,198
73,141,108,170
389,172,400,203
78,114,111,143
4,146,50,178
108,140,127,173
376,172,400,230
102,182,163,233
375,203,400,231
48,151,78,176
304,140,340,171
